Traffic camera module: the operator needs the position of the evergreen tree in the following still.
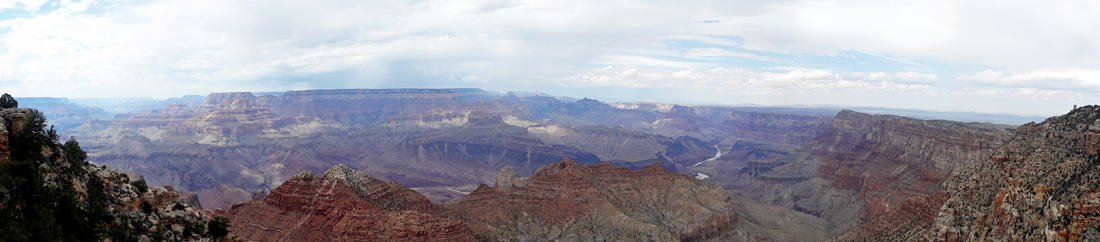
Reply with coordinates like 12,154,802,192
208,216,231,239
0,108,111,241
0,93,16,109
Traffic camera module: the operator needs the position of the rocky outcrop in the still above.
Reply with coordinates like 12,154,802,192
926,106,1100,241
832,106,1100,241
1,108,214,241
216,165,477,241
448,158,738,241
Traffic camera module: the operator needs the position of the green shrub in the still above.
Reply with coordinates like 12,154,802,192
141,201,154,214
185,222,206,237
132,180,148,193
0,93,16,109
208,216,231,239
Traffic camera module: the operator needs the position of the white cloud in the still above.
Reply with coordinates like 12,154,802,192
566,66,934,94
956,69,1100,92
0,0,696,97
682,48,782,62
0,0,48,11
706,0,1100,71
850,71,939,85
0,0,1098,116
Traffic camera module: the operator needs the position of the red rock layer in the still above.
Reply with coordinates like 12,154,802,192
217,165,476,241
448,158,738,241
828,191,950,241
811,110,1013,218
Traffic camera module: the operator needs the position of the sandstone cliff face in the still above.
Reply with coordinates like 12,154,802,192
925,106,1100,241
703,109,1014,236
808,110,1014,218
448,158,738,241
217,165,477,241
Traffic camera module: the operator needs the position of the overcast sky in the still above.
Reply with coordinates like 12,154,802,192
1,0,1098,116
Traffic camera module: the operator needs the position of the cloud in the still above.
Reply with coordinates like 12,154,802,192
849,71,939,85
0,0,1098,116
0,0,48,11
956,69,1100,92
709,0,1100,71
565,66,935,94
682,48,782,62
0,0,696,97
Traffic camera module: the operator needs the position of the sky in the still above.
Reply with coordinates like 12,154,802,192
0,0,1098,116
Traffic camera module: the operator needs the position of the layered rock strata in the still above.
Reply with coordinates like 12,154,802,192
448,158,738,241
832,106,1100,241
808,110,1014,218
709,109,1015,235
216,165,477,241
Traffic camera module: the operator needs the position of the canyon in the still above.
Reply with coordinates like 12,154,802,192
20,88,1086,241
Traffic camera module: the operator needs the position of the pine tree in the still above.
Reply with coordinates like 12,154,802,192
0,93,16,109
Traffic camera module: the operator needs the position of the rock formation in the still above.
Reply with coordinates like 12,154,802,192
215,165,477,241
448,158,738,241
833,106,1100,241
1,108,215,241
809,110,1013,218
705,109,1015,235
928,106,1100,241
221,160,835,241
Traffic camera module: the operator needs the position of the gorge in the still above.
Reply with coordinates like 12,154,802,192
8,88,1092,241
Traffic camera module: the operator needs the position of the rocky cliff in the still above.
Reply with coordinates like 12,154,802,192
215,165,477,241
705,109,1015,236
0,108,217,241
448,158,738,241
809,110,1014,218
831,106,1100,241
926,106,1100,241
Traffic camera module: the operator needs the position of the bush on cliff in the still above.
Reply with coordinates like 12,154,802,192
208,216,231,239
0,107,112,241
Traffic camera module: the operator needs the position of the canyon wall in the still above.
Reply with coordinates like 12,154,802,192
705,109,1015,235
833,106,1100,241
